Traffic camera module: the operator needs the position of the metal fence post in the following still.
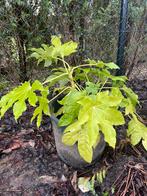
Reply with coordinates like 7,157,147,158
116,0,128,75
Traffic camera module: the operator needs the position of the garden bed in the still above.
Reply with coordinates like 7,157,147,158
0,79,147,196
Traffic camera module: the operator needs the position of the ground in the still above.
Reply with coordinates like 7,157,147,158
0,79,147,196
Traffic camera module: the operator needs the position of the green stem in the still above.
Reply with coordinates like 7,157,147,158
60,57,76,88
75,82,82,91
43,73,68,84
51,57,69,72
69,73,76,88
59,57,70,70
99,79,108,92
72,63,97,71
84,72,89,82
49,87,71,103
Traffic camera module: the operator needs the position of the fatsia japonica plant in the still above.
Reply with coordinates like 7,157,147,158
0,36,147,163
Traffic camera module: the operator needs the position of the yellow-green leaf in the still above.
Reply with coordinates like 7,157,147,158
127,118,147,149
62,130,79,146
87,108,100,147
104,108,125,125
51,35,61,47
28,91,38,106
13,101,26,121
123,85,139,106
105,62,119,69
142,134,147,150
78,131,93,163
100,121,116,148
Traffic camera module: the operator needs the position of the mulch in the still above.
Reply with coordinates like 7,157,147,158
0,79,147,196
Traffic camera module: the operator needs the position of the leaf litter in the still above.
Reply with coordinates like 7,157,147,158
0,79,147,196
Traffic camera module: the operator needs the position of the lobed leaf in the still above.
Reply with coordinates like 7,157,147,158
78,130,93,163
30,36,78,67
127,118,147,150
100,121,116,148
51,35,61,47
62,129,79,146
0,80,50,127
58,90,85,126
105,62,119,69
123,85,139,106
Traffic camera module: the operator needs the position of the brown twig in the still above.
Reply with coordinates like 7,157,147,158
113,162,147,196
122,167,132,196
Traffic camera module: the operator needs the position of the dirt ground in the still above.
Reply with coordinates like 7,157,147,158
0,79,147,196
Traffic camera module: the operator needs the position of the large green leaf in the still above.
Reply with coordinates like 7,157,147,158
96,91,123,107
127,118,147,150
28,91,38,107
0,80,50,127
125,98,136,115
58,90,86,126
127,118,147,145
32,80,44,91
63,120,83,134
142,131,147,150
61,41,78,57
87,108,100,147
123,85,139,106
62,113,93,162
62,127,80,146
30,36,78,66
104,108,125,125
13,100,27,121
61,92,124,161
86,82,100,95
111,75,127,82
58,113,77,126
51,35,61,47
100,121,116,148
105,62,119,69
31,96,50,127
0,81,38,120
78,130,93,163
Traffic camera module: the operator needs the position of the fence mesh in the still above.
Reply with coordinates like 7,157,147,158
125,0,147,80
0,0,146,84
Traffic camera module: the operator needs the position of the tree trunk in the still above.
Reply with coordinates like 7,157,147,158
68,1,75,41
79,1,85,61
68,1,76,64
16,36,28,82
12,3,28,82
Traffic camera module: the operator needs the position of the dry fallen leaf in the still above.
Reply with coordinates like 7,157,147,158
71,171,78,193
39,175,59,184
61,174,67,182
78,177,91,193
17,129,34,136
28,140,35,147
2,139,22,154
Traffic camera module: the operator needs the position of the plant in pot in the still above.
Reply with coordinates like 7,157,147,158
0,36,147,169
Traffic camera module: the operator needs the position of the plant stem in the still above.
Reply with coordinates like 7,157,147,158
69,73,76,88
43,73,68,84
84,72,89,82
60,57,70,70
75,82,82,91
99,79,108,92
72,63,97,71
49,87,71,103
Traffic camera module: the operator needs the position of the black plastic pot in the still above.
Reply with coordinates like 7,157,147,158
51,116,106,169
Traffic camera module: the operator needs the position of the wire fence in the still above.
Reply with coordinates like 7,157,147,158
0,0,146,84
125,0,147,80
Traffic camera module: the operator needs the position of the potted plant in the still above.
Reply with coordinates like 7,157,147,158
0,36,147,169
